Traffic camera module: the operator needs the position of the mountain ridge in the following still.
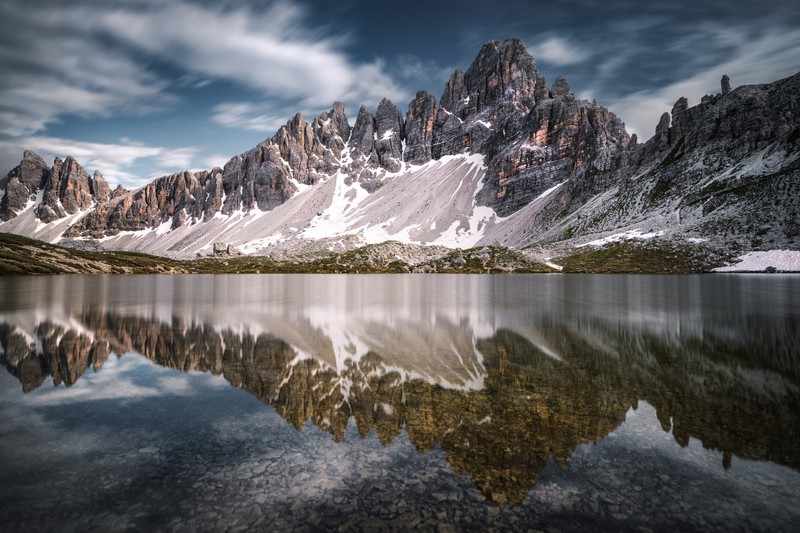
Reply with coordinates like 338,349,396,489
1,38,798,263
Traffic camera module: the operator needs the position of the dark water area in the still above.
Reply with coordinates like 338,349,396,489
1,274,799,531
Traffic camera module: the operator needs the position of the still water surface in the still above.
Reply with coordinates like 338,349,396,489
1,274,799,531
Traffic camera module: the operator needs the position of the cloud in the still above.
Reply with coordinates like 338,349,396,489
98,1,407,108
0,2,174,137
3,0,798,190
202,154,233,171
605,25,800,138
155,146,200,169
1,136,201,188
0,2,411,133
528,36,592,66
211,102,292,134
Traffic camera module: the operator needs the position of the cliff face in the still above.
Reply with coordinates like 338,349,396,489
0,151,115,223
533,72,800,250
1,38,798,256
68,102,355,236
1,150,50,221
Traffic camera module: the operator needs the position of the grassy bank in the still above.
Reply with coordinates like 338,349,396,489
1,233,734,275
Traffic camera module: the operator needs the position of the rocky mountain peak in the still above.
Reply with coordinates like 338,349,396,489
550,76,574,99
90,170,111,203
441,37,547,116
0,149,50,220
375,98,404,172
404,91,439,164
36,155,95,222
655,112,671,150
350,104,377,158
21,149,47,169
311,101,351,156
330,101,351,140
670,97,689,139
440,68,466,115
0,148,129,226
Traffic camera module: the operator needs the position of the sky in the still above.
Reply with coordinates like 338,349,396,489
1,0,798,189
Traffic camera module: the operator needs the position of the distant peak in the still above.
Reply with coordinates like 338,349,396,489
22,149,46,165
485,37,527,54
471,37,535,70
441,37,546,112
378,97,397,109
550,76,573,99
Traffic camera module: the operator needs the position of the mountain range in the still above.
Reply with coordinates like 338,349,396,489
1,38,798,264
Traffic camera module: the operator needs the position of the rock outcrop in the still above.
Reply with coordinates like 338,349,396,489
1,151,112,223
539,70,800,252
403,91,439,165
721,74,731,96
374,99,404,172
0,150,50,220
36,157,96,222
440,38,547,115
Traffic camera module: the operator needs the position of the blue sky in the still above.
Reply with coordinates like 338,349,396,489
1,0,798,188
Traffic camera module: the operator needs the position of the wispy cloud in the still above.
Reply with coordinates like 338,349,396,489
99,1,406,108
211,102,292,134
527,36,592,66
155,146,200,169
0,1,410,139
0,2,173,137
390,55,455,103
202,154,233,171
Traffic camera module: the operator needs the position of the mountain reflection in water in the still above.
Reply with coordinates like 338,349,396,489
1,274,798,508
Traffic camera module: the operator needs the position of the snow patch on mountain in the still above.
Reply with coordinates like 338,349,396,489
1,191,95,244
576,229,666,248
714,250,800,272
155,219,173,236
302,171,371,240
544,259,563,271
534,180,567,202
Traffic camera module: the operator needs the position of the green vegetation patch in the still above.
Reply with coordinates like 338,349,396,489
557,240,732,273
4,232,733,276
648,178,671,204
0,233,189,275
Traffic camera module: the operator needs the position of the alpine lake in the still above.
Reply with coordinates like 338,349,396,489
1,273,798,532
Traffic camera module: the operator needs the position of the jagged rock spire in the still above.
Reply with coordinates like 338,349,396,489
550,76,574,99
375,98,404,172
0,150,49,220
655,112,671,150
404,91,439,164
350,105,377,157
721,74,731,96
440,37,548,115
